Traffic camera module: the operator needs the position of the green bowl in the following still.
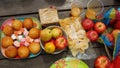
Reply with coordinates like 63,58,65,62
50,57,89,68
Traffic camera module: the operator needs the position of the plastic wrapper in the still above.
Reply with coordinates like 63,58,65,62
59,17,97,60
113,33,120,59
99,35,113,47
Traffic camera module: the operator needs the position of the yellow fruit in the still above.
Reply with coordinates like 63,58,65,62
40,28,52,42
18,46,29,58
29,28,40,39
71,6,81,17
3,25,13,36
44,42,55,54
12,20,23,30
29,42,41,54
1,36,13,48
86,9,96,19
23,18,33,29
5,46,17,58
51,28,63,38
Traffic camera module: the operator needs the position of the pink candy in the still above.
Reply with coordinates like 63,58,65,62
20,41,25,46
14,41,20,47
21,38,26,42
12,28,40,47
24,42,30,47
26,36,34,43
23,28,29,37
34,38,40,43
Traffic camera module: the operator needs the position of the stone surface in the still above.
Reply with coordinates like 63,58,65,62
0,0,114,16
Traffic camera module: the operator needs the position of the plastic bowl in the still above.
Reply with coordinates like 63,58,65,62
71,0,85,16
87,0,104,15
40,26,68,54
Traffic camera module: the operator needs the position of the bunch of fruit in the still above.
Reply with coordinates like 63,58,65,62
40,26,68,54
82,18,120,44
82,18,106,42
94,55,120,68
1,18,41,59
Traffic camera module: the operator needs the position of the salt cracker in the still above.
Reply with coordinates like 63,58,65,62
39,8,59,25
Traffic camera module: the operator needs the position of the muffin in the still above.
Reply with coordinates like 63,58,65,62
12,20,23,30
1,36,13,48
3,25,13,36
23,18,33,29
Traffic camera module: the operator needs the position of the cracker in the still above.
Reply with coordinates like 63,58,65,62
39,8,59,25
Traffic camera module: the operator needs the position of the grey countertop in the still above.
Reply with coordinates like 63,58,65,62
0,0,115,16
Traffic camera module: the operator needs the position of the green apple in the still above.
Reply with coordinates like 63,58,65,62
51,28,63,38
40,28,52,42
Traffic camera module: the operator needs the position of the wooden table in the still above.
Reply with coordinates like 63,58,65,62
0,0,120,68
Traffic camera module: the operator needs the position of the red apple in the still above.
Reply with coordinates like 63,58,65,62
116,10,120,20
114,20,120,29
94,55,110,68
109,19,116,25
49,39,55,44
108,61,114,68
94,22,106,34
82,18,94,30
86,30,98,42
114,55,120,68
55,36,67,50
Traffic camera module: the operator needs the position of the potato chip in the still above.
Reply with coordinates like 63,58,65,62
59,17,89,56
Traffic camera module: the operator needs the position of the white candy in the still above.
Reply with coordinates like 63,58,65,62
11,34,17,40
24,28,28,31
17,35,23,40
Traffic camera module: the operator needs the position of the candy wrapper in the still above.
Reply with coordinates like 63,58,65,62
98,35,113,47
97,27,113,46
113,33,120,59
103,8,116,25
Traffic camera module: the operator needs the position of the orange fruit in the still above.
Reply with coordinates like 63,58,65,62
71,6,81,17
86,9,96,19
44,42,55,54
